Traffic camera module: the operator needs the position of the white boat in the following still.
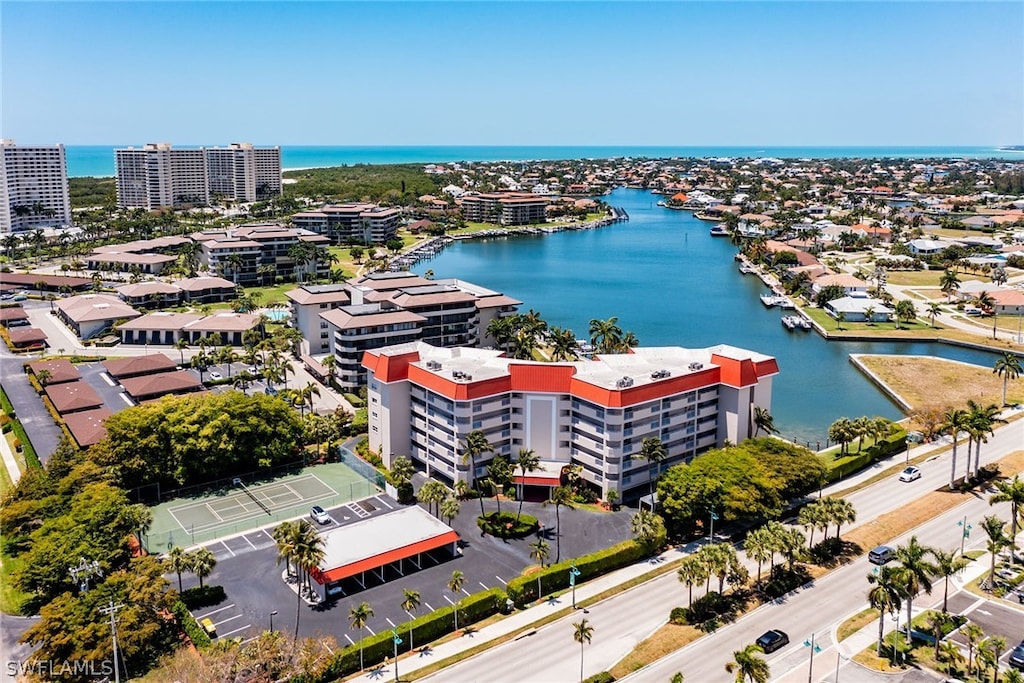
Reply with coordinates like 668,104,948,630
776,297,796,310
760,294,780,307
709,226,730,237
782,314,812,330
738,262,757,274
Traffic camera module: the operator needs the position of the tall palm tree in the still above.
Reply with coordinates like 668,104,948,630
514,448,540,524
460,430,493,515
990,474,1024,565
930,548,968,612
980,635,1007,683
448,570,466,631
572,619,594,683
743,526,773,586
751,406,779,438
726,643,770,683
166,546,191,592
966,400,1004,478
348,601,374,671
979,514,1009,590
401,588,421,650
939,269,961,302
638,436,667,500
486,455,512,518
973,291,998,338
292,520,325,639
677,555,706,606
588,316,623,355
174,338,189,365
867,566,902,656
893,536,937,642
963,623,985,676
941,408,969,489
824,497,857,539
630,509,665,551
993,352,1022,407
544,486,575,563
926,302,942,328
797,501,828,548
547,326,579,361
272,520,299,578
529,539,550,600
440,496,461,525
189,548,216,588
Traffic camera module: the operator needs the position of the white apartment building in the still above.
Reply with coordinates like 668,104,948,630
1,140,72,234
292,203,401,244
192,222,330,285
364,342,778,502
115,142,281,209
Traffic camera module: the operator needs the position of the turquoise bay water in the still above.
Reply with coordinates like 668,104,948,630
65,145,1021,177
415,188,1002,444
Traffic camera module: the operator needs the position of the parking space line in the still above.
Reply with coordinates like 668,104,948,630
366,625,375,636
462,588,471,596
196,604,235,618
344,634,355,646
100,373,116,387
214,614,245,625
242,535,257,550
423,602,433,612
119,393,134,406
478,581,489,590
443,596,455,606
385,618,396,628
375,496,393,509
218,623,252,638
495,575,507,585
219,541,235,557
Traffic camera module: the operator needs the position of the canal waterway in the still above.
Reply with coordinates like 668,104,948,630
415,188,1002,444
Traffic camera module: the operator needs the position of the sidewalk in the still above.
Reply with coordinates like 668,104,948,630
0,429,21,486
348,543,698,682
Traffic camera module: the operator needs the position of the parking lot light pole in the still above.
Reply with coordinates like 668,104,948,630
392,628,402,683
569,564,581,608
709,509,719,541
269,610,278,633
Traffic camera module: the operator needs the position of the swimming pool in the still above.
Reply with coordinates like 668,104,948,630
264,309,290,322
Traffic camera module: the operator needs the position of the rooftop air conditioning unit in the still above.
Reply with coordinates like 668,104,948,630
689,362,704,371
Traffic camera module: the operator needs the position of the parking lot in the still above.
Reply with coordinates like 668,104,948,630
183,493,633,645
947,590,1024,667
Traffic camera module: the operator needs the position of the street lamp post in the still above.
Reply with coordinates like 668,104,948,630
803,633,822,683
269,610,278,633
709,509,719,541
392,627,402,683
569,564,581,609
958,516,973,556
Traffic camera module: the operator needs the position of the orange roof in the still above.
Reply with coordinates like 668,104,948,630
671,193,689,202
311,530,459,584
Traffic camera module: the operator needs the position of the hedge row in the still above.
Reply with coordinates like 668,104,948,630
505,539,646,607
0,386,41,470
293,587,507,683
824,427,907,483
172,600,211,649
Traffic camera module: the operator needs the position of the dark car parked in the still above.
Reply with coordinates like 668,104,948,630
1009,640,1024,671
755,629,790,654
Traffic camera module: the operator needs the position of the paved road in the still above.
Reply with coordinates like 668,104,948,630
422,418,1023,682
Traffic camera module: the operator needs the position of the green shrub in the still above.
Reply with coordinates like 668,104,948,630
476,511,539,538
505,539,646,607
180,585,226,610
669,607,688,625
583,673,615,683
343,393,364,407
172,601,211,649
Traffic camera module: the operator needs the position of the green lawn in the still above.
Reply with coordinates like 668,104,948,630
886,270,992,287
803,307,937,334
0,551,29,615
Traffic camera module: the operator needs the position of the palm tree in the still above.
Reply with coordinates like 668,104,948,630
966,400,1004,478
941,408,969,489
751,406,778,438
630,509,665,551
930,548,969,613
514,448,540,524
460,430,493,515
824,497,857,539
835,310,846,331
486,455,512,518
676,555,705,606
963,623,985,676
418,480,447,518
867,566,902,656
939,269,961,302
990,474,1024,565
979,514,1009,590
166,546,191,592
939,639,965,673
272,520,299,578
588,316,623,355
34,369,52,387
400,588,421,650
440,496,461,525
292,520,325,639
893,536,937,642
528,539,550,600
638,436,667,500
973,291,998,338
743,526,773,586
993,352,1022,407
828,417,855,455
572,619,594,683
726,643,770,683
547,326,579,361
174,338,189,365
980,635,1006,683
797,501,828,548
894,300,917,329
926,302,942,328
448,570,466,631
348,601,374,670
544,486,575,563
189,548,216,588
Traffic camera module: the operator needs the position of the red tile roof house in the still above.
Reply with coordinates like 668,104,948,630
63,408,112,448
45,380,105,414
26,359,83,385
119,371,204,401
103,354,178,379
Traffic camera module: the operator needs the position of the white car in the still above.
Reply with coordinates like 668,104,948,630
310,505,331,525
208,371,223,380
898,465,922,482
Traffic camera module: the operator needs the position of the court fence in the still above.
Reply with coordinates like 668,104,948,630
142,479,378,553
128,460,308,506
338,445,387,489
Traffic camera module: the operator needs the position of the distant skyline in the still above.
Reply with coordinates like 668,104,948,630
3,2,1022,147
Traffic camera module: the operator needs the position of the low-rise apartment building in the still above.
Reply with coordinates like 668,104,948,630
460,192,549,226
193,223,330,284
291,203,401,244
363,342,778,502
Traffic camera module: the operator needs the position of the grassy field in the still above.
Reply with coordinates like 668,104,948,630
857,354,1024,409
803,307,936,335
885,270,996,287
0,551,29,614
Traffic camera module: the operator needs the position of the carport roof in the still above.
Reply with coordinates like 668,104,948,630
310,505,459,585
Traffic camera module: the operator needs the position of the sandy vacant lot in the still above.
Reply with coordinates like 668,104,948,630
857,354,1023,410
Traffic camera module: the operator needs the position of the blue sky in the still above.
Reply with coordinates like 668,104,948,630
3,1,1021,146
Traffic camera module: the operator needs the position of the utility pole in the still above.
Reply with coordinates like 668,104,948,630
69,557,102,593
99,600,124,683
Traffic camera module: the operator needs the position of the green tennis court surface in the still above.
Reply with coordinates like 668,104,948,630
145,461,379,552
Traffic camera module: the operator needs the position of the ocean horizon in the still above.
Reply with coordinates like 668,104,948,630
63,144,1023,178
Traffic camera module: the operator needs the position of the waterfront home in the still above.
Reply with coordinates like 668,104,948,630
56,294,141,340
825,294,893,323
810,273,869,296
907,238,947,256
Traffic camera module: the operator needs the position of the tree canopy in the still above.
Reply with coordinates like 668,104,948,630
89,391,304,489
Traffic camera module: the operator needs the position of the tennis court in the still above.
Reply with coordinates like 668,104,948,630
167,474,338,534
146,458,381,552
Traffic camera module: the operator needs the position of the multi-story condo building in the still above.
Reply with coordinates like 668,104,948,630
363,342,778,502
459,192,549,226
192,223,330,285
115,142,281,209
315,272,521,389
291,203,401,244
1,140,72,234
284,283,352,355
